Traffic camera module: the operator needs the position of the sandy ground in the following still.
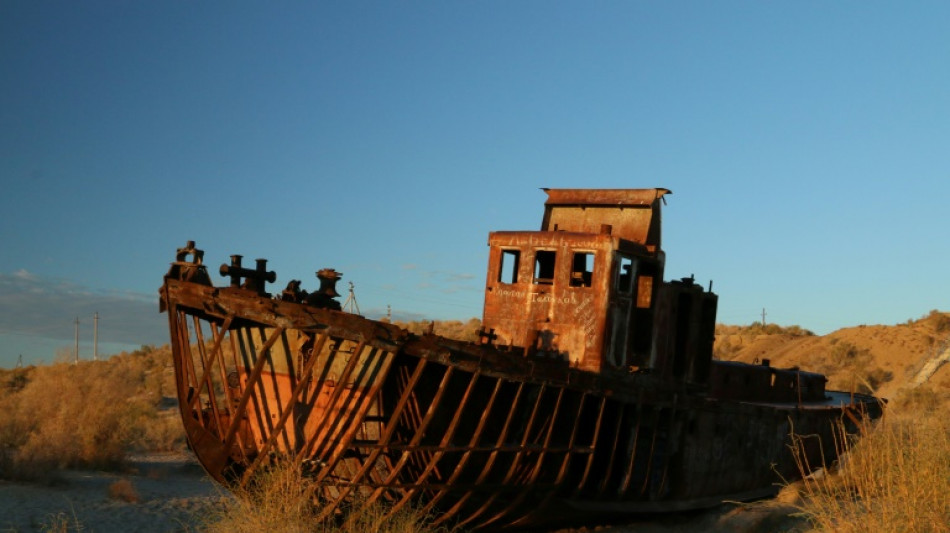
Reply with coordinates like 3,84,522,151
0,451,810,533
554,499,808,533
0,453,225,533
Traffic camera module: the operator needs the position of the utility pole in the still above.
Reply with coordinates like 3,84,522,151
93,312,99,362
13,355,22,388
74,317,80,364
761,308,767,326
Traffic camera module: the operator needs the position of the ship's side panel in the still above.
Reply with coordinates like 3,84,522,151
482,232,614,371
650,279,717,384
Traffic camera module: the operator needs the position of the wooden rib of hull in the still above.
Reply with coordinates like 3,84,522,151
163,279,881,530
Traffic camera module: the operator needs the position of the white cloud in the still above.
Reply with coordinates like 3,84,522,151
12,269,37,282
0,271,165,346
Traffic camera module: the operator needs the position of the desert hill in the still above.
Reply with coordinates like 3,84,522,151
714,310,950,401
392,311,950,402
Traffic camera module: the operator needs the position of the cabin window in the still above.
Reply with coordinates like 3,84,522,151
499,249,520,284
570,252,595,287
616,256,635,293
533,250,556,285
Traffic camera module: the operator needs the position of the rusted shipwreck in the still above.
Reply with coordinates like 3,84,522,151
160,188,880,530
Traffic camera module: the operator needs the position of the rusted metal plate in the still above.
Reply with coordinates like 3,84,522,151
541,188,670,251
482,231,615,371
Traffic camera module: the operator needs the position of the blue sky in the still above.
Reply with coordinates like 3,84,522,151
2,2,948,367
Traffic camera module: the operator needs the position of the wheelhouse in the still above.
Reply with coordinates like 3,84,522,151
481,188,716,383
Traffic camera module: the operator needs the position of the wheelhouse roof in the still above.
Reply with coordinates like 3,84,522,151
540,188,670,252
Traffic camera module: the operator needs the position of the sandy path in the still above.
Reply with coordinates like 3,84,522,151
0,452,808,533
0,453,225,532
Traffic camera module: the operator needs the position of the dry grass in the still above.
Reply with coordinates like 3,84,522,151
202,459,455,533
793,401,950,532
39,511,83,533
715,322,816,337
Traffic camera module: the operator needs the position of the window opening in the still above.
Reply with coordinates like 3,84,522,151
499,249,520,284
533,250,556,285
570,252,595,287
629,259,657,365
616,256,635,293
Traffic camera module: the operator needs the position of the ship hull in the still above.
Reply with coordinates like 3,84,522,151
162,277,880,530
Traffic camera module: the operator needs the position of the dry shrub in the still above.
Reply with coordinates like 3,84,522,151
865,367,894,390
0,364,127,479
0,345,186,481
894,384,949,413
108,478,140,503
793,407,950,532
140,410,188,452
820,341,894,395
393,319,482,342
203,459,454,533
922,309,950,334
828,340,872,369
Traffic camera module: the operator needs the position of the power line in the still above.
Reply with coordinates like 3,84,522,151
356,282,482,311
